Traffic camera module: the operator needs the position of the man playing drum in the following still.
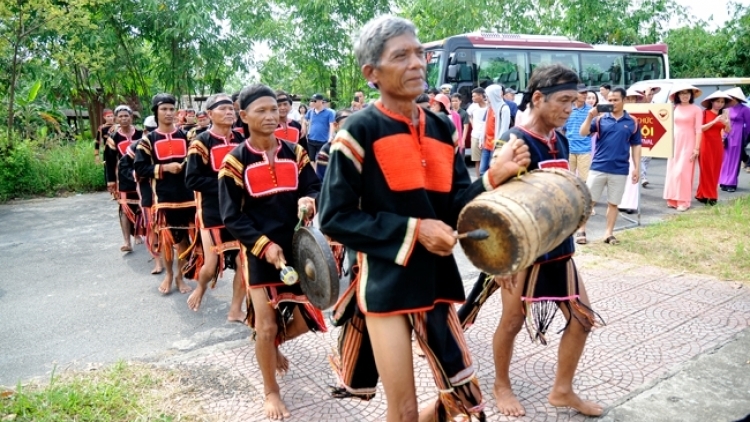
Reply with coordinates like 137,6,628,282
458,64,604,418
318,16,531,422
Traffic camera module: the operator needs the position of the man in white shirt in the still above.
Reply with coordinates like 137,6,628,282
467,87,488,177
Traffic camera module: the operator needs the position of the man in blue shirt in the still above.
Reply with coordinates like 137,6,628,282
563,87,592,181
303,93,335,163
576,87,641,245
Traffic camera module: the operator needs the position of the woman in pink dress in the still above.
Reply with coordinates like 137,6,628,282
664,85,703,211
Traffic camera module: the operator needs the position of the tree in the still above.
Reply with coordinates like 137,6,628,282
0,0,105,139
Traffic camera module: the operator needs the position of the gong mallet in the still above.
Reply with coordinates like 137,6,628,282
456,229,490,240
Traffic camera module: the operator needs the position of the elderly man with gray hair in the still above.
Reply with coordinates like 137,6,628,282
319,15,531,422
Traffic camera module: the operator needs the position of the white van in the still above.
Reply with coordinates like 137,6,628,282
630,78,750,104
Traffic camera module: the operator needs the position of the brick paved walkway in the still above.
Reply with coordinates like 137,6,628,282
175,256,750,421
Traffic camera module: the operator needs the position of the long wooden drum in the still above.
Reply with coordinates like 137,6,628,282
457,168,592,275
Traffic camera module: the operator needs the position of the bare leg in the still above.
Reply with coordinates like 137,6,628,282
175,237,192,294
158,243,173,295
604,203,619,238
119,211,133,252
548,279,603,416
151,253,163,275
366,314,419,422
227,255,246,322
492,270,527,417
249,287,290,420
283,305,311,342
187,229,216,311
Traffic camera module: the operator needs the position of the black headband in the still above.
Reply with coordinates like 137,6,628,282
207,99,234,110
519,82,579,111
240,90,276,110
277,96,292,105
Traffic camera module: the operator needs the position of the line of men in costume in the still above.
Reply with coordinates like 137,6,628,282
96,15,611,422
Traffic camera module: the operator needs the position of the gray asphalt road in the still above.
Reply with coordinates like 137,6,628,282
0,158,747,385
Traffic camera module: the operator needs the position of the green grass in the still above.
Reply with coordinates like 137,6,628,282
0,139,105,202
585,195,750,282
0,362,203,422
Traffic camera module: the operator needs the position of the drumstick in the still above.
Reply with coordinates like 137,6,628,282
456,229,489,240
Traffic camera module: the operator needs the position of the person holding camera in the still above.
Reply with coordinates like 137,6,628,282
576,87,642,245
563,86,593,182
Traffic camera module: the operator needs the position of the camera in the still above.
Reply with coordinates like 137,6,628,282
596,104,614,113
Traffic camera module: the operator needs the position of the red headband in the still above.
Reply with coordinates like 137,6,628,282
103,111,114,117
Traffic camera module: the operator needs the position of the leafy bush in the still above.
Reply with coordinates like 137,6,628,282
0,137,105,201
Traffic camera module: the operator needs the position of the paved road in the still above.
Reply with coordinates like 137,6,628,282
0,158,747,386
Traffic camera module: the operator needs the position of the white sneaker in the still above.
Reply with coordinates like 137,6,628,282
641,179,649,187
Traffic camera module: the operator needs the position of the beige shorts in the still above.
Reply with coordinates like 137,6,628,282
569,153,592,182
471,137,482,161
586,170,627,205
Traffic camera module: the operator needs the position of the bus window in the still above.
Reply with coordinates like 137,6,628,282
580,53,624,88
529,51,580,76
426,50,443,89
475,50,528,92
624,54,665,85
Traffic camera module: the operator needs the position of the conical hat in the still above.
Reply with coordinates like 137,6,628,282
668,84,702,102
625,88,644,98
723,87,747,103
700,90,732,109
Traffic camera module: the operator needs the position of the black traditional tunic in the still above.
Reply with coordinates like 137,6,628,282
274,120,302,144
123,138,158,257
218,138,326,341
218,138,320,285
319,102,488,420
106,127,143,191
134,129,194,208
133,129,195,246
186,129,243,229
318,102,494,315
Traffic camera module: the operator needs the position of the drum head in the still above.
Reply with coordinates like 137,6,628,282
292,226,340,310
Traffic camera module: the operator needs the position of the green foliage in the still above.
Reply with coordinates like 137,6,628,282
0,137,104,201
0,362,182,421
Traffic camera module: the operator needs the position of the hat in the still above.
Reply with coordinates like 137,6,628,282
700,90,732,109
311,93,325,101
723,87,747,103
440,83,452,92
143,116,157,130
639,84,661,95
625,88,644,98
504,87,517,95
434,93,451,112
668,84,702,102
576,84,589,93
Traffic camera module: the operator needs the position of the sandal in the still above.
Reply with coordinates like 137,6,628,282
575,231,587,245
604,235,620,245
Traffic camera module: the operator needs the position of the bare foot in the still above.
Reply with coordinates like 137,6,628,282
494,385,525,417
276,349,289,375
158,275,173,295
134,236,143,245
120,244,132,252
186,284,206,311
548,390,603,416
175,276,192,294
227,308,245,323
264,392,291,420
151,262,163,275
